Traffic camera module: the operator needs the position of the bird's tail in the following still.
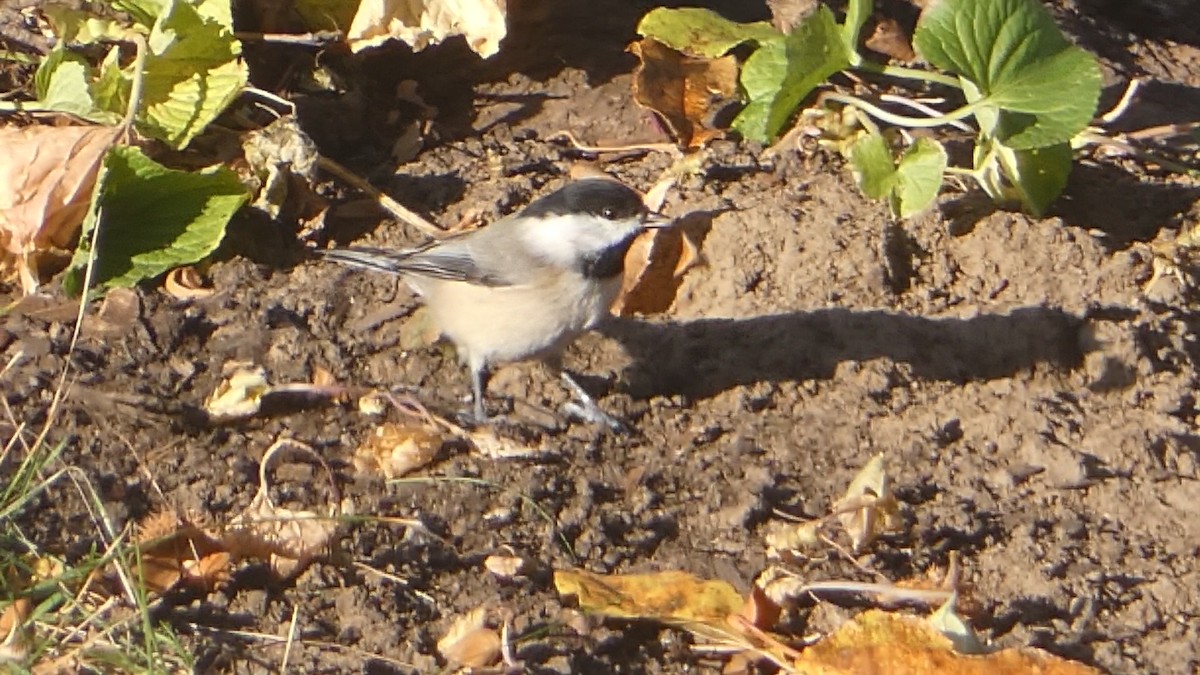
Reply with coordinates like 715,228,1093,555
316,247,411,275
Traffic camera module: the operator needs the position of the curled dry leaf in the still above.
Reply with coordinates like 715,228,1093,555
469,427,548,460
483,554,528,579
225,439,340,577
353,422,446,478
792,609,1100,675
437,606,502,669
357,390,389,416
833,454,900,551
134,509,229,593
554,568,743,627
865,17,917,62
348,0,507,58
204,363,270,422
764,518,823,557
630,38,739,149
163,266,215,300
0,124,121,294
614,224,701,316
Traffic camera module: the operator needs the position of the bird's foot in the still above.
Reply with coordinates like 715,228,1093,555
559,372,627,433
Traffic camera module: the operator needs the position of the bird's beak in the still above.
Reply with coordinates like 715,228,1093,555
643,212,673,229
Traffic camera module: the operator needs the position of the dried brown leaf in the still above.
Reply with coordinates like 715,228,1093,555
792,609,1101,674
0,124,121,293
204,363,270,422
483,554,528,579
865,17,917,62
630,38,739,149
554,568,743,627
833,454,900,551
437,606,501,668
225,439,340,577
347,0,507,57
163,266,215,300
353,422,446,478
134,509,228,593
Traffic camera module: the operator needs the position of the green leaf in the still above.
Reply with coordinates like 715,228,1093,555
93,46,129,114
41,5,136,44
974,136,1071,216
913,0,1100,149
134,0,247,148
64,146,249,295
841,0,872,59
637,7,779,59
848,133,895,199
849,134,946,217
732,6,852,142
892,138,947,218
33,46,122,123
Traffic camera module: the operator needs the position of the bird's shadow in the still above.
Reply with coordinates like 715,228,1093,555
603,305,1085,400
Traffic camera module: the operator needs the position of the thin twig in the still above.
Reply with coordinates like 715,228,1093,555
317,156,444,237
548,130,681,157
234,31,343,45
280,605,300,672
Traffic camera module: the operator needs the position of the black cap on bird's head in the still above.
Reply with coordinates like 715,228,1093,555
520,179,658,224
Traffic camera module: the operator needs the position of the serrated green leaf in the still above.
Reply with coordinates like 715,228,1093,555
913,0,1100,149
63,145,249,295
848,133,895,199
133,0,247,148
637,7,779,59
893,138,947,218
732,6,852,142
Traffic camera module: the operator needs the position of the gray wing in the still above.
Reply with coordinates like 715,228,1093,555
320,224,534,287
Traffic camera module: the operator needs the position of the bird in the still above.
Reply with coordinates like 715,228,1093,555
319,178,671,428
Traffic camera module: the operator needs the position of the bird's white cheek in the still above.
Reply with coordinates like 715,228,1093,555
520,215,641,267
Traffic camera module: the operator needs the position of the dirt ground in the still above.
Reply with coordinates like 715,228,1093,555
4,0,1200,673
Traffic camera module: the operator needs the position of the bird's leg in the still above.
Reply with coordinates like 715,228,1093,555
470,362,491,424
559,370,626,433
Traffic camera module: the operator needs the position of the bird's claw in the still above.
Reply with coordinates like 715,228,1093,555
560,401,627,433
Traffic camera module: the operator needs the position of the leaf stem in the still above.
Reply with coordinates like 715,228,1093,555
121,33,147,137
823,92,984,129
855,60,963,89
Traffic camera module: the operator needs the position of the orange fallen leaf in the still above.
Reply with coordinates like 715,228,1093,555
614,225,700,315
793,609,1100,675
630,38,739,149
0,124,121,294
134,509,229,593
353,422,446,478
437,606,501,668
554,568,743,626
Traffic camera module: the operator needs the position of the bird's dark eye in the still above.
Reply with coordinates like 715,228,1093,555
600,207,616,219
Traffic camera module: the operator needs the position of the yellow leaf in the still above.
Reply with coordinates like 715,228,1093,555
554,569,743,626
793,610,1101,675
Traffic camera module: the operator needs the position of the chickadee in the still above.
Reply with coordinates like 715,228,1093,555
320,178,671,427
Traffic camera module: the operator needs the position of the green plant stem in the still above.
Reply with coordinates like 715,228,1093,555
856,61,963,89
823,92,982,129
